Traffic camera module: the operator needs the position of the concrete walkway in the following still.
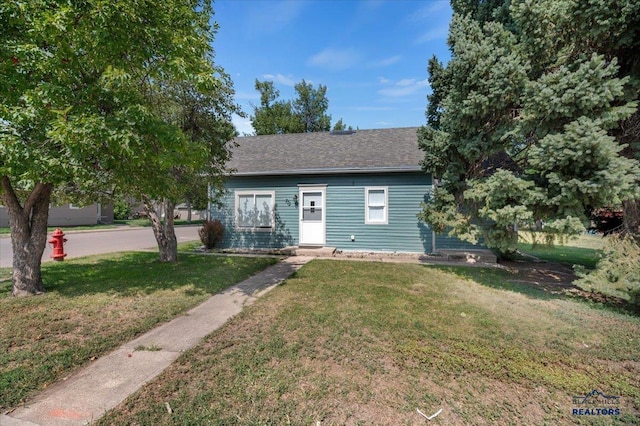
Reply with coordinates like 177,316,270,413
2,256,312,426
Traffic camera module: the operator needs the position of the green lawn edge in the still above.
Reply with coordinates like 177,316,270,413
0,251,277,409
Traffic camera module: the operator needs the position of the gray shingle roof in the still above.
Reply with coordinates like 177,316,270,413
228,127,423,176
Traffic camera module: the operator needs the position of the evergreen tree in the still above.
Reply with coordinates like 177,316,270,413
418,0,640,257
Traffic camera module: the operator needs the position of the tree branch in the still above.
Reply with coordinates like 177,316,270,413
0,176,23,213
24,182,52,216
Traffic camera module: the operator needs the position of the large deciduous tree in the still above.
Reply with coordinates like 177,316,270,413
115,69,240,262
418,0,640,257
293,80,331,133
250,80,303,135
0,0,237,295
250,79,332,134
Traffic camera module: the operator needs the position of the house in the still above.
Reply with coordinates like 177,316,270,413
0,203,113,228
209,127,482,254
175,203,206,221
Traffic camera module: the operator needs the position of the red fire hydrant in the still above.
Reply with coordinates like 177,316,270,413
49,228,67,261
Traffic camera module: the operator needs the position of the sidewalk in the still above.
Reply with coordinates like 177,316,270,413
2,256,312,426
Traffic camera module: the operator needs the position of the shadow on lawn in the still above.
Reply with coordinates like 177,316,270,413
431,261,637,315
432,264,560,300
39,252,276,298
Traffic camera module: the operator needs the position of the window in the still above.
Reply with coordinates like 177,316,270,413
235,191,274,230
301,191,323,221
365,187,387,224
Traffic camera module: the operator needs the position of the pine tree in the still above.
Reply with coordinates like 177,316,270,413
418,0,640,257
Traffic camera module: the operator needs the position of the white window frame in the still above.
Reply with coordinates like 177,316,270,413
234,190,275,231
364,186,388,225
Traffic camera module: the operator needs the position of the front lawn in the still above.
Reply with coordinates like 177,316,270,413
0,252,277,410
518,232,604,268
97,260,640,425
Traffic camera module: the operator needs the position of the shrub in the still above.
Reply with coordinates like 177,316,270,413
575,233,640,310
199,220,225,249
113,198,132,220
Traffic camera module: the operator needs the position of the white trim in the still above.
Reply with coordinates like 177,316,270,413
364,186,388,225
234,190,275,231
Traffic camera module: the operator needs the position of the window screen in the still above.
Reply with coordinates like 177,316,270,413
236,192,273,228
365,187,387,224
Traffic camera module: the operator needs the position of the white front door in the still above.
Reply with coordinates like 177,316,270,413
299,187,325,246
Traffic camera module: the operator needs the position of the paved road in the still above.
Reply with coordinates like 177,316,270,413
0,226,201,268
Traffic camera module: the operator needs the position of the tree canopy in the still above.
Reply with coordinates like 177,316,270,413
118,76,239,262
418,0,640,256
332,118,353,132
250,80,303,135
0,0,238,294
250,79,332,134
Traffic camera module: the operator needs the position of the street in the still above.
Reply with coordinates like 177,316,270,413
0,226,201,268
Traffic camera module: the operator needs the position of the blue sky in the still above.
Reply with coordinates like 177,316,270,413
212,0,453,135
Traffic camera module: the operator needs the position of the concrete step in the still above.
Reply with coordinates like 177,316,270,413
293,246,336,257
436,249,497,264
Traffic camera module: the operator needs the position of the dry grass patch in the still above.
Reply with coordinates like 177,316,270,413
98,260,640,425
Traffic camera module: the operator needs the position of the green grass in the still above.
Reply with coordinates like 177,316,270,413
518,243,602,268
519,232,606,250
97,260,640,425
134,344,163,352
0,220,204,235
113,218,152,227
0,252,277,410
518,232,604,268
114,219,204,227
434,264,557,300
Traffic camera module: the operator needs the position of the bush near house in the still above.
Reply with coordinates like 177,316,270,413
198,219,225,249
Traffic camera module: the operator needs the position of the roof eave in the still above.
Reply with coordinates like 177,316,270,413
229,166,425,177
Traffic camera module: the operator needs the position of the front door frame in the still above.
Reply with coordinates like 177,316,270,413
298,185,326,246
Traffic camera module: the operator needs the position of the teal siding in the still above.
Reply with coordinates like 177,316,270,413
210,179,298,250
210,172,483,253
324,174,430,252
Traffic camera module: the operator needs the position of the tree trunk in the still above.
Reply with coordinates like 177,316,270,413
144,197,178,262
620,111,640,243
186,198,192,223
0,177,53,296
623,199,640,242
